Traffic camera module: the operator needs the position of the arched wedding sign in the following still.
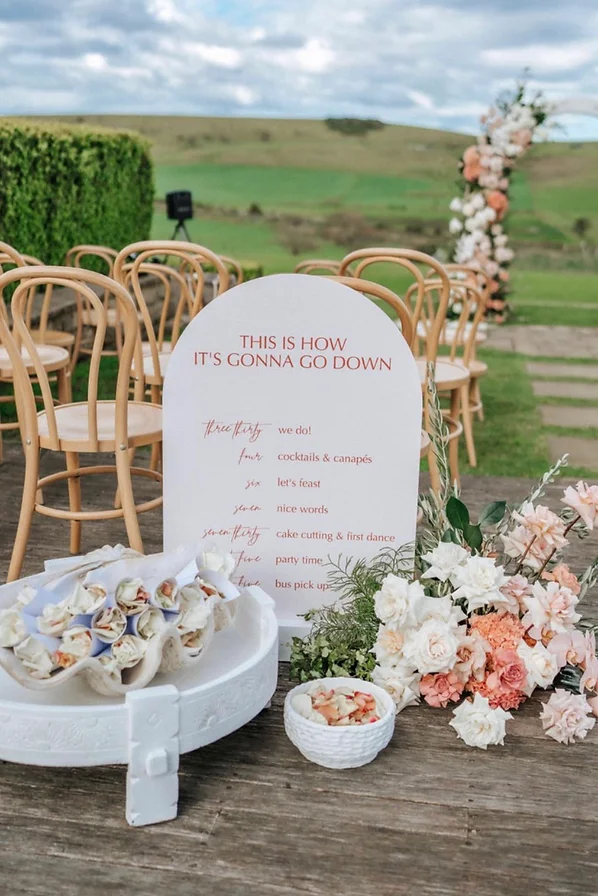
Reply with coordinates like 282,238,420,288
447,83,598,320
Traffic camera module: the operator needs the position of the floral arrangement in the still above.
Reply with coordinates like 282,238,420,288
0,543,239,695
291,396,598,749
447,79,550,321
291,682,384,726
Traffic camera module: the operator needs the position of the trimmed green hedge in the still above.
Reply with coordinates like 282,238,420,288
0,120,154,263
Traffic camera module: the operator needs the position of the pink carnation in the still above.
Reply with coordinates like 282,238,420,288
562,481,598,530
420,672,465,708
540,689,596,744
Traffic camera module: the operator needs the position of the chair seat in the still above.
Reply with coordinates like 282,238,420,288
38,400,162,451
82,308,120,328
32,329,75,349
131,351,171,386
456,358,488,378
142,341,172,357
0,344,70,378
417,358,470,391
416,321,487,346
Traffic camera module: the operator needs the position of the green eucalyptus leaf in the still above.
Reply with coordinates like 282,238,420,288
479,501,507,528
446,496,470,531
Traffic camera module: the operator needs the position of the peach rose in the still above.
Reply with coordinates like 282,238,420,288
498,270,510,282
512,128,533,149
543,563,581,596
486,190,509,220
493,648,527,693
463,146,482,181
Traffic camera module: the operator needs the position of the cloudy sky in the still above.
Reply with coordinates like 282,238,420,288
1,0,598,138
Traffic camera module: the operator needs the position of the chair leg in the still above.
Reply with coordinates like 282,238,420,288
460,382,477,468
57,367,71,405
116,447,144,553
65,451,82,555
7,444,40,582
448,388,461,487
473,379,484,422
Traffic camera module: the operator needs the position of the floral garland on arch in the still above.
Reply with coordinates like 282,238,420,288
290,386,598,749
448,80,550,321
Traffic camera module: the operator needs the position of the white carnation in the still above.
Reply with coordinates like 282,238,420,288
450,694,512,748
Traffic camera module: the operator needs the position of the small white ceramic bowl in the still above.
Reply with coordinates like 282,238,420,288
284,676,396,769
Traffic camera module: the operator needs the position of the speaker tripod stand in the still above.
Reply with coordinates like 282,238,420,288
169,219,192,242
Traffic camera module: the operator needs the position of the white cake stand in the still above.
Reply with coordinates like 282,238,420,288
0,586,278,827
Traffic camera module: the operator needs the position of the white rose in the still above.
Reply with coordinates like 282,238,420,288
37,601,73,637
177,600,211,635
417,595,466,627
471,192,485,211
449,217,463,234
403,618,460,674
197,548,236,579
67,583,106,615
0,607,27,647
373,623,405,663
450,694,512,748
15,585,36,609
517,641,559,694
451,556,510,612
374,575,425,628
372,662,420,713
462,202,474,217
449,197,463,212
14,636,56,679
421,542,469,582
111,634,147,669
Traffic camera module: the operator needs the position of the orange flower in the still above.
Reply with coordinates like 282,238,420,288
462,145,482,182
486,190,509,220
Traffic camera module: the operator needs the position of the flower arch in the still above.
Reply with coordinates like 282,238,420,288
448,81,550,321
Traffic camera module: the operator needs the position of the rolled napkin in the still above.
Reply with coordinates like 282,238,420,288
128,606,164,640
53,625,103,669
115,578,151,616
0,607,28,648
66,582,107,616
36,600,73,637
152,578,179,612
177,600,211,636
111,634,147,669
14,634,60,679
91,605,127,643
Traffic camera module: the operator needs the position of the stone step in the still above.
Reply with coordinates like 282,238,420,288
527,362,598,380
540,405,598,428
547,435,598,470
532,380,598,400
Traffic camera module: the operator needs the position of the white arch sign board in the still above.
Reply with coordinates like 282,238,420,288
163,273,422,646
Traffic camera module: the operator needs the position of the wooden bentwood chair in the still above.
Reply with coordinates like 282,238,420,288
65,245,120,363
0,266,162,582
0,243,72,464
114,241,231,404
338,248,465,489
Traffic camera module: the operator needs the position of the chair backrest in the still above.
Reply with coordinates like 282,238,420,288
294,259,343,275
120,261,195,380
0,249,68,340
220,255,244,285
65,245,118,274
114,241,230,385
419,279,487,366
428,263,492,309
338,248,450,362
323,276,414,346
0,266,142,451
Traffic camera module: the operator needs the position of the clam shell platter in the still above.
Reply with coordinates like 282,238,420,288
0,547,278,827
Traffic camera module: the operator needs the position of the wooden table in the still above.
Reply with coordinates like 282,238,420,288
0,443,596,896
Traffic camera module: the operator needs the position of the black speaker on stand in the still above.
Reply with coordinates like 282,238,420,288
166,190,193,241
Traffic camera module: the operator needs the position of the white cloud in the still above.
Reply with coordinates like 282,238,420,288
1,1,597,139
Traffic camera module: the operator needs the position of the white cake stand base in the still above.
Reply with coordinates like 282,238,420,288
0,587,278,827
